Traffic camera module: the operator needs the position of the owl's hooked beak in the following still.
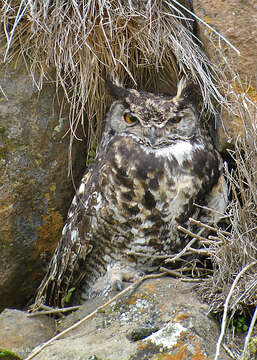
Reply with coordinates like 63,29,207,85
149,126,157,146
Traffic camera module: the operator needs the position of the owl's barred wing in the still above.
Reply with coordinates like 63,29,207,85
33,165,101,309
199,157,228,224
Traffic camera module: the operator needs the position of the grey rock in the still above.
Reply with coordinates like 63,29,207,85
0,309,55,359
0,56,85,310
23,277,230,360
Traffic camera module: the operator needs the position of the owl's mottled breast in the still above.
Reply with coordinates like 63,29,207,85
97,133,220,259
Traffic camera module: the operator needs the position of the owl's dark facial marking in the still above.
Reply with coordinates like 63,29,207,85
143,190,156,210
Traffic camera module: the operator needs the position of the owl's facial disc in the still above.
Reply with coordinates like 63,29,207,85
106,81,199,147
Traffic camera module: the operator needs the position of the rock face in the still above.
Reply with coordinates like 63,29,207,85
21,277,230,360
0,309,55,359
0,57,85,311
194,0,257,145
194,0,257,84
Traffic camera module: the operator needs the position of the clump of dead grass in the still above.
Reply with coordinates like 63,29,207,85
0,0,231,164
199,110,257,314
195,28,257,316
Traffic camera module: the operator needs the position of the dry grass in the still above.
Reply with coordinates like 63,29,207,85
198,98,257,314
1,0,231,166
194,29,257,317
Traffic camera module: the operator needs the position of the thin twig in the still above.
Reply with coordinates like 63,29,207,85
186,247,212,256
199,239,223,246
189,218,231,237
28,305,82,317
160,267,204,282
165,237,197,263
125,251,170,259
179,267,214,273
222,343,237,360
24,272,166,360
165,228,205,263
241,304,257,360
177,225,208,241
206,235,221,241
160,267,187,278
37,304,53,311
214,261,257,360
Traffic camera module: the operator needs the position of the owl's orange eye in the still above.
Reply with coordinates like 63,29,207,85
124,114,138,124
169,116,181,124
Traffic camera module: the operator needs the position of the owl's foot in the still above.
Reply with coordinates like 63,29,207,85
91,265,142,297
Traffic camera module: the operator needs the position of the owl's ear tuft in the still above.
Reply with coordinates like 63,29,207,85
105,77,130,99
173,77,199,106
176,77,188,99
173,77,189,102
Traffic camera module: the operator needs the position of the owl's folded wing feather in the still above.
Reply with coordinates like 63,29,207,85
33,165,100,309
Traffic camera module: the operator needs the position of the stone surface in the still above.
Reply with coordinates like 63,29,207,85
193,0,257,147
194,0,257,85
0,309,55,359
0,54,86,311
24,277,230,360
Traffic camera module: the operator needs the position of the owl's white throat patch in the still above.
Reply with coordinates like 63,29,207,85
155,141,205,165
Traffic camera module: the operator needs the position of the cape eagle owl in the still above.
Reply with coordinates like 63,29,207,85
35,78,227,308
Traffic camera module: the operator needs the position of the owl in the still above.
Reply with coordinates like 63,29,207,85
34,78,227,308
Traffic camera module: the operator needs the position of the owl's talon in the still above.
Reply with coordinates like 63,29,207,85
114,279,123,291
87,266,141,299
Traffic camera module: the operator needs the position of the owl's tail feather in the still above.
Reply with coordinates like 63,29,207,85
32,224,84,310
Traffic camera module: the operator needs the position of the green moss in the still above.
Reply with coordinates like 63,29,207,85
87,140,98,165
0,129,15,159
54,117,67,133
0,349,22,360
228,315,249,334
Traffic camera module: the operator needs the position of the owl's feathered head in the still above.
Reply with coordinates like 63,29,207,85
104,77,201,145
106,77,192,111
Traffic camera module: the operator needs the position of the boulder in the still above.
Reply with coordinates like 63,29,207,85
0,56,85,311
193,0,257,146
0,308,55,359
25,277,230,360
194,0,257,83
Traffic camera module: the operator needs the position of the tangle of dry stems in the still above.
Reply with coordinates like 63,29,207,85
1,0,232,167
198,108,257,315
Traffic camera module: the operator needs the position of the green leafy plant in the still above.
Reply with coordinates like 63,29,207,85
64,287,76,304
229,315,249,334
87,140,98,165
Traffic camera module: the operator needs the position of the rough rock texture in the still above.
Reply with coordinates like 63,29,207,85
0,55,86,311
194,0,257,84
0,308,55,359
22,277,230,360
194,0,257,145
